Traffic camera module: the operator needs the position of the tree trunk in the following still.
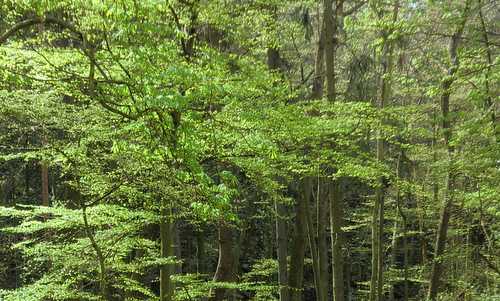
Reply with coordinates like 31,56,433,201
41,135,49,206
78,189,109,301
401,217,409,301
267,39,290,301
427,2,470,299
389,218,398,301
174,221,182,274
311,14,326,99
426,111,440,266
370,3,399,300
375,186,385,301
396,152,409,301
427,176,453,300
275,197,289,301
289,181,309,301
324,1,345,299
323,0,341,103
211,222,236,301
41,163,49,206
233,222,246,300
370,192,380,301
330,180,344,301
305,178,322,301
160,207,174,301
196,230,205,274
317,179,329,301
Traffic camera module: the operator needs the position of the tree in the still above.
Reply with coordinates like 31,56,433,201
0,1,498,301
428,1,472,299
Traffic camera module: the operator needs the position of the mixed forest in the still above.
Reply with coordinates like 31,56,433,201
0,0,498,300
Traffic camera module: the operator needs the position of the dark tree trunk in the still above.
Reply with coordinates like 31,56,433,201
174,222,182,274
289,181,309,301
41,163,49,206
317,179,329,301
330,180,344,301
211,222,236,301
275,197,290,301
196,230,205,274
160,208,174,301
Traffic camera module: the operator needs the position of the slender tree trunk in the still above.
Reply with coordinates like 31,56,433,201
266,29,292,301
370,33,388,301
330,180,344,301
311,15,326,99
370,3,399,300
426,111,440,266
389,218,398,301
275,197,289,301
307,202,322,301
86,212,108,300
267,43,290,301
160,206,174,301
289,181,309,301
305,178,322,301
174,221,182,274
80,47,108,300
402,219,409,301
160,110,181,301
303,6,333,294
311,6,330,294
78,189,109,300
370,193,380,301
317,179,329,301
427,176,453,301
324,1,345,299
401,216,409,301
41,136,49,206
427,2,470,299
196,230,205,274
159,5,196,295
396,152,409,301
41,163,49,206
376,186,385,301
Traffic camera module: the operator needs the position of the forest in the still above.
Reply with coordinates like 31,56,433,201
0,0,498,300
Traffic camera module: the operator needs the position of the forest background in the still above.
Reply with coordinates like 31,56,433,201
0,0,498,300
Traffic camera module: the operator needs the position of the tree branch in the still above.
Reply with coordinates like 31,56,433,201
0,16,84,45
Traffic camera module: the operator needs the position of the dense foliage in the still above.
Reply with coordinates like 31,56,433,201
0,0,498,300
